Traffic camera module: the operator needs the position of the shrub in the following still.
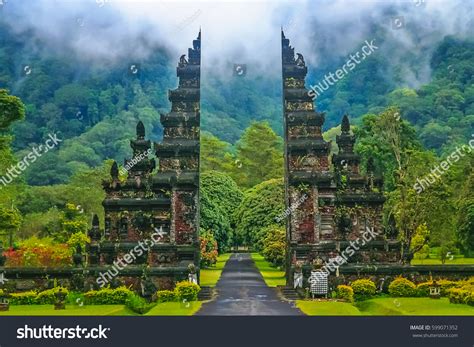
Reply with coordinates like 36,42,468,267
416,280,457,297
9,291,37,305
3,236,72,267
36,287,69,304
156,290,176,303
389,277,417,297
350,279,376,300
336,285,354,303
200,231,218,267
174,281,200,302
448,283,474,306
447,288,472,305
67,291,85,305
261,225,286,267
125,294,156,314
83,286,134,305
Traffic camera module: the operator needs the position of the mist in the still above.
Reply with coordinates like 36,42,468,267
0,0,472,85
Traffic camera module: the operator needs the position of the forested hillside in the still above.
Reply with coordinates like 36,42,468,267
1,18,473,185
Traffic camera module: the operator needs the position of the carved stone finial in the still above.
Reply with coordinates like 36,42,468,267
136,121,145,139
179,54,188,67
296,53,305,67
341,114,350,133
110,161,119,179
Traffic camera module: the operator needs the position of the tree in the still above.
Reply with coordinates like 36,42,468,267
200,132,233,173
0,207,22,246
232,122,284,188
369,107,429,262
200,171,243,252
456,168,474,254
0,89,25,130
234,178,284,247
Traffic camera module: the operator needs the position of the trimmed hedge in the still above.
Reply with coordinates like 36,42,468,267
336,285,354,303
389,277,417,297
83,286,134,305
350,279,376,300
156,290,176,303
9,291,37,305
175,281,201,302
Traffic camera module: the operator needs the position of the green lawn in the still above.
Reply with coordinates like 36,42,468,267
0,302,202,316
200,253,231,287
145,302,202,316
0,305,134,316
251,253,286,287
411,258,474,265
297,300,362,315
297,297,474,316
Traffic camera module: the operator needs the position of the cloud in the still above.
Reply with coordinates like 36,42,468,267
1,0,472,84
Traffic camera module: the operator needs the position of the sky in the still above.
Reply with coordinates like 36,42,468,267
0,0,472,83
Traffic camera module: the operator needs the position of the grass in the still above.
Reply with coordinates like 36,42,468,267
297,300,362,315
0,305,134,316
251,253,286,287
0,301,203,316
145,301,202,316
297,297,474,316
200,253,231,286
411,258,474,265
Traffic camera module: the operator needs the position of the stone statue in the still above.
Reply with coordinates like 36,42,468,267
54,288,67,310
179,54,188,67
188,263,198,284
293,261,303,289
296,53,305,67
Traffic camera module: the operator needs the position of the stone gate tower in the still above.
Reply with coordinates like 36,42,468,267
281,31,402,287
88,32,201,291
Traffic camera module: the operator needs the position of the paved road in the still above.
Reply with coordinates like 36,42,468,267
197,253,303,315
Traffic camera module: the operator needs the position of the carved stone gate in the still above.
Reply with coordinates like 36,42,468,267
87,32,202,291
281,31,403,288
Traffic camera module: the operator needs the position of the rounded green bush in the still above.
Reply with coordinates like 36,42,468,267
36,287,69,304
156,290,176,303
388,277,417,297
350,279,376,300
174,281,201,302
336,285,354,303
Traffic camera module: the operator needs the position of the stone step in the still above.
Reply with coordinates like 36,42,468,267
277,286,301,300
198,286,214,301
